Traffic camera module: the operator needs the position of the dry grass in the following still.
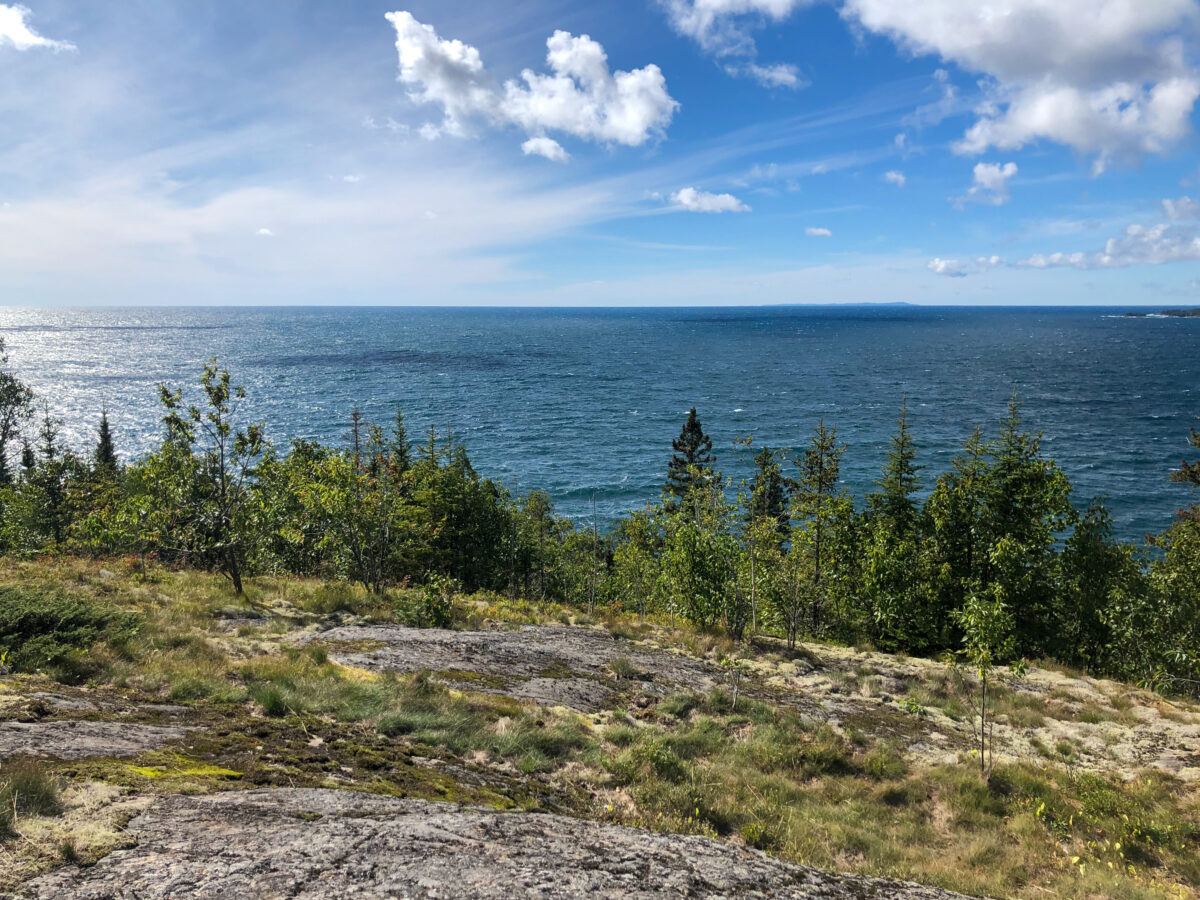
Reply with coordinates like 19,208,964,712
2,558,1198,899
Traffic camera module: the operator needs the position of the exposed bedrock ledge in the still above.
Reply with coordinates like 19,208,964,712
16,788,985,899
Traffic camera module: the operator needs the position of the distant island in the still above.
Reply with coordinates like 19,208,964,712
1125,308,1200,317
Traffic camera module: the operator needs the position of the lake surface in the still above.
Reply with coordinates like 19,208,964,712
3,305,1197,542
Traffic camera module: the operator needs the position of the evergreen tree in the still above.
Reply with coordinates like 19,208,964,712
1170,418,1200,520
983,396,1074,657
19,440,35,481
864,400,932,651
1057,500,1138,673
0,338,33,487
664,407,716,503
925,426,991,624
388,409,413,474
790,421,850,636
94,409,119,473
747,445,789,541
868,398,922,529
793,421,846,586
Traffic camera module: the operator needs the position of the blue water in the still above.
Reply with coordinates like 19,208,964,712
3,305,1197,542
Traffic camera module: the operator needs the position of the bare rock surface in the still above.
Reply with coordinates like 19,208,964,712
750,640,1200,781
310,624,719,712
0,720,196,760
16,788,982,899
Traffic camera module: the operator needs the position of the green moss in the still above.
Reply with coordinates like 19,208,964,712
435,669,510,690
128,754,242,781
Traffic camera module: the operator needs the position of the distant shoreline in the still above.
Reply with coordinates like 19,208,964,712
1125,308,1200,318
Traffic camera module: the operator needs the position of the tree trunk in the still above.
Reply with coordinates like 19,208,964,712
227,546,244,595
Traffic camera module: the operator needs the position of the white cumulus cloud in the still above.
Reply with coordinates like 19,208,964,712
884,170,906,187
671,187,751,213
386,11,678,155
521,137,570,163
805,226,832,236
0,4,73,51
1163,195,1200,220
1020,222,1200,269
927,257,968,277
956,161,1018,207
934,197,1200,273
841,0,1200,171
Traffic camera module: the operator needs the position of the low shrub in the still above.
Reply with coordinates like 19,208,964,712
0,760,62,840
0,585,140,682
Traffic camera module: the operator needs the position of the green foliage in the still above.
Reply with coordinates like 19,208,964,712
152,360,266,594
0,760,62,839
658,476,738,631
0,585,139,679
664,407,716,503
407,574,455,629
2,349,1199,701
788,420,856,639
0,337,34,489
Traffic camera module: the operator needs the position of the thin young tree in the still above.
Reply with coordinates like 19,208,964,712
159,361,265,595
790,420,848,636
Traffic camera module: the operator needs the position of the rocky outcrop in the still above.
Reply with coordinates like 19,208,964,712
17,788,982,899
309,624,720,712
0,720,196,761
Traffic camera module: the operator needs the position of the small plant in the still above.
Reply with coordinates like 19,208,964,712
952,575,1026,781
719,655,747,711
0,760,63,839
59,839,79,863
902,695,928,717
417,575,455,629
608,656,639,680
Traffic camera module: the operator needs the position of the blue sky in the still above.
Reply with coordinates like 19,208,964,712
1,0,1199,306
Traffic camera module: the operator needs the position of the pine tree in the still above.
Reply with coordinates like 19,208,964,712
19,439,35,481
388,409,412,474
747,445,789,541
790,420,849,635
868,398,922,530
95,409,119,473
664,407,716,502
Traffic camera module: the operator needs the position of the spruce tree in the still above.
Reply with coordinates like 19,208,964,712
664,407,716,501
790,420,849,635
747,445,789,541
388,409,412,474
868,398,922,530
95,409,119,473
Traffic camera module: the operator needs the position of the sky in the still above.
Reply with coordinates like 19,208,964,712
1,0,1199,306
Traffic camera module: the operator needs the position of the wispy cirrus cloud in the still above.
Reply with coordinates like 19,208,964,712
661,0,811,89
